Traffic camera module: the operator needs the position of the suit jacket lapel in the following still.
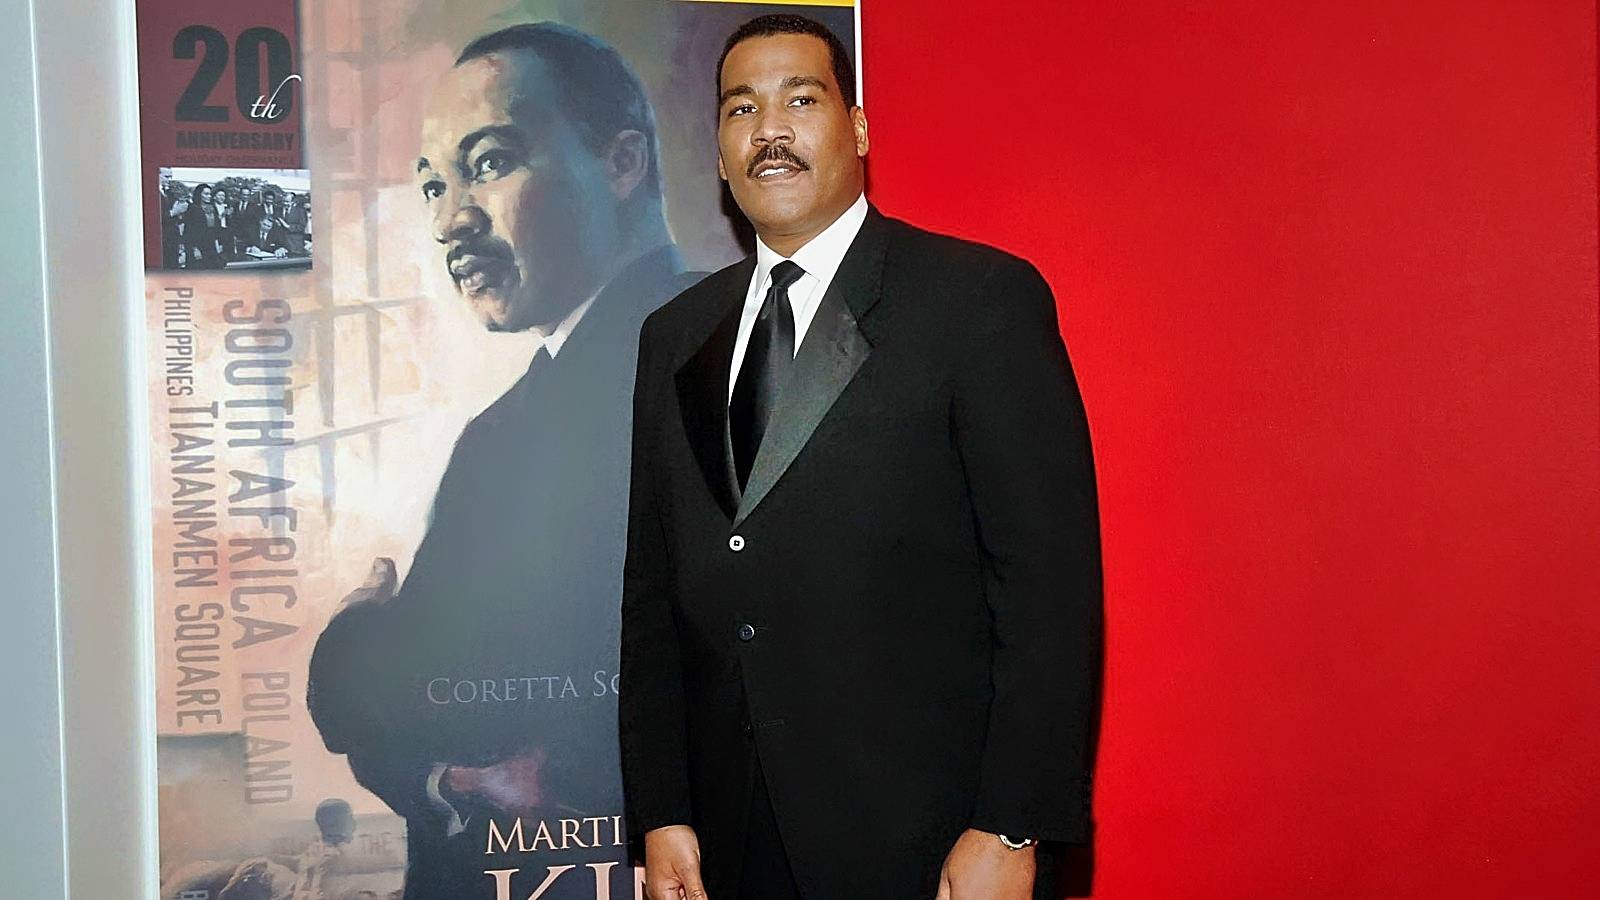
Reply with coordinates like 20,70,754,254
733,210,890,527
675,257,755,520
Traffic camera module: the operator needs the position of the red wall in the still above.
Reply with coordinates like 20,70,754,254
862,2,1599,895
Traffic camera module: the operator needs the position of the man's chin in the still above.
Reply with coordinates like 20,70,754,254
465,290,522,333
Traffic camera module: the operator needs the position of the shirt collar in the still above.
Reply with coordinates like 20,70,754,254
538,293,598,359
753,192,869,290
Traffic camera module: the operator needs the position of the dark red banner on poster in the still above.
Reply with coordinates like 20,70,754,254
136,0,303,269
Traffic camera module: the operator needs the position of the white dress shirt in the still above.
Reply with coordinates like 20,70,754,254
536,292,597,359
728,193,869,401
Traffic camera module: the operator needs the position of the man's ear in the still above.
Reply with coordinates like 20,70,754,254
717,151,728,182
852,106,870,158
604,129,651,201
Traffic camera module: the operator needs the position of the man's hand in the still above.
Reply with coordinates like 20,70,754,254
935,828,1036,900
643,825,708,900
444,748,550,814
337,557,397,611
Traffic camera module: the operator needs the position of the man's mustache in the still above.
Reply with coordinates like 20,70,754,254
747,144,811,178
446,238,515,275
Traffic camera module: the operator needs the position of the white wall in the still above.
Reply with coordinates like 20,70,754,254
0,0,68,893
3,0,157,895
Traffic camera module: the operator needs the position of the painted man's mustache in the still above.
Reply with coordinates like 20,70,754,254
446,239,515,277
747,144,811,178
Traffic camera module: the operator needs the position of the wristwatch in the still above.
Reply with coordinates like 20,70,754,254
997,834,1038,851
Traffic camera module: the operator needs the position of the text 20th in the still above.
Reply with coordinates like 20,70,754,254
173,25,298,123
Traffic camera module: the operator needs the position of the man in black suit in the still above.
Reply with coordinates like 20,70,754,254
158,171,186,268
307,23,697,899
282,193,309,257
619,14,1102,900
219,187,243,261
233,187,261,251
247,211,291,258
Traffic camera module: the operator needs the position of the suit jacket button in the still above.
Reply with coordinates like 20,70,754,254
728,534,745,552
737,623,756,642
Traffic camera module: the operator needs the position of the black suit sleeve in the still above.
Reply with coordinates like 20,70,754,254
618,316,695,836
953,258,1103,844
345,743,440,825
307,598,441,823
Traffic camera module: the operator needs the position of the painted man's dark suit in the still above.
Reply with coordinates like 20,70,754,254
619,209,1102,898
308,245,697,899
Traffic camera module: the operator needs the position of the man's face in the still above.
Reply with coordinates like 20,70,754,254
716,34,867,246
417,51,617,333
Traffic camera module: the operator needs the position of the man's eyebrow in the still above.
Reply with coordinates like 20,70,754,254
718,83,754,107
781,75,829,93
416,156,433,174
458,124,527,161
719,75,832,108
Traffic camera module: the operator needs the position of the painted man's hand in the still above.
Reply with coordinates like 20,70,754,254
643,825,708,900
935,828,1036,900
444,748,550,814
336,557,396,611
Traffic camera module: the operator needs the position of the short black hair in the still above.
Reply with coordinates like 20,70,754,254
718,14,856,108
457,22,661,198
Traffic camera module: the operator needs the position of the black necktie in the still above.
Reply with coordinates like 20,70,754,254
730,260,804,491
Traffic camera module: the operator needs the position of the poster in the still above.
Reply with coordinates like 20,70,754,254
136,2,859,897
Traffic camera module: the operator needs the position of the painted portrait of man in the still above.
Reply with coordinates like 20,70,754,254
306,22,696,898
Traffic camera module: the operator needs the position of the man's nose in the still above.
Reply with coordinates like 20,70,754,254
433,186,489,244
751,107,796,146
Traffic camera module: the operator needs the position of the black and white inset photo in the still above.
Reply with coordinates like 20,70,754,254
157,167,311,271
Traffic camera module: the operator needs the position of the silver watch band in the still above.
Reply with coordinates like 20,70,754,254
997,833,1038,850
